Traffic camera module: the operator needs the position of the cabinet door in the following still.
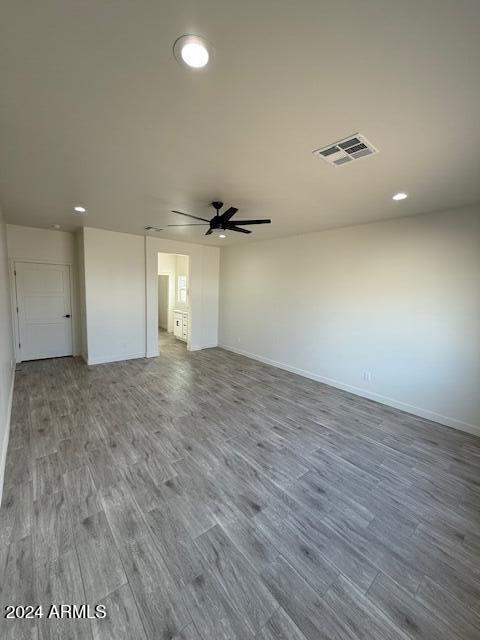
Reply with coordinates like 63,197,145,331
174,314,183,337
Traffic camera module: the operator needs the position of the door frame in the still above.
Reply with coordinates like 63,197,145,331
145,236,219,358
9,259,78,363
156,254,190,349
146,243,192,356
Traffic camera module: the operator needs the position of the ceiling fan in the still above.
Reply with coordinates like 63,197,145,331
168,201,271,235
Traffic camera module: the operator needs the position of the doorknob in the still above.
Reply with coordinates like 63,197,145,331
64,314,71,318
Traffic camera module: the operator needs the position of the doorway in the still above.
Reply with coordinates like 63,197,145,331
145,237,219,357
157,252,189,351
14,261,73,360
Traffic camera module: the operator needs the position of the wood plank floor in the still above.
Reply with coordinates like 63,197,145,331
1,331,480,639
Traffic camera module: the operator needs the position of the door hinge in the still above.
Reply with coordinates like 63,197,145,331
16,306,18,313
14,270,16,276
18,343,21,348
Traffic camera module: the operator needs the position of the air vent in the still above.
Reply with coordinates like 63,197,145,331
334,156,352,165
313,133,378,166
144,225,163,232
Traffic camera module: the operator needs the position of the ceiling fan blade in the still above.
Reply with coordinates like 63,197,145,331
228,219,271,225
220,207,238,222
167,223,209,226
205,228,213,235
228,225,251,234
171,210,210,222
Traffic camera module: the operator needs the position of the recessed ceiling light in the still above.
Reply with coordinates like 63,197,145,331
173,35,212,69
52,224,61,229
73,205,87,213
392,192,408,201
219,234,226,239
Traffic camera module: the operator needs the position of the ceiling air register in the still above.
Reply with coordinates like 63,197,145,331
313,133,378,166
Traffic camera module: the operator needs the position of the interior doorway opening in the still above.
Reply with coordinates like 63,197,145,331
157,252,189,353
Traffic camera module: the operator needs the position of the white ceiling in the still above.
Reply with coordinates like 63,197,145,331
1,0,479,245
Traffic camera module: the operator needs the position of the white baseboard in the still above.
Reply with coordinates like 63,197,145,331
144,343,218,356
219,343,480,438
87,352,146,366
0,369,15,506
189,342,218,352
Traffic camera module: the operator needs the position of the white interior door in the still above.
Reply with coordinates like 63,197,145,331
15,262,73,360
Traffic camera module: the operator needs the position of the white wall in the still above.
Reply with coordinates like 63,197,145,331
0,209,15,503
219,205,480,435
76,230,88,361
174,254,189,312
158,275,169,330
146,236,220,356
157,252,177,333
6,224,80,359
52,228,220,365
7,224,76,263
83,227,146,365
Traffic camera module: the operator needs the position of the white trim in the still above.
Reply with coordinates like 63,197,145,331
219,343,480,438
78,229,89,363
87,352,146,366
146,342,217,356
144,235,148,356
194,342,217,350
8,259,20,362
0,370,15,505
7,257,73,266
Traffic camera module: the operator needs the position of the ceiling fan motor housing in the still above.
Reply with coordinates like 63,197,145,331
210,217,225,230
